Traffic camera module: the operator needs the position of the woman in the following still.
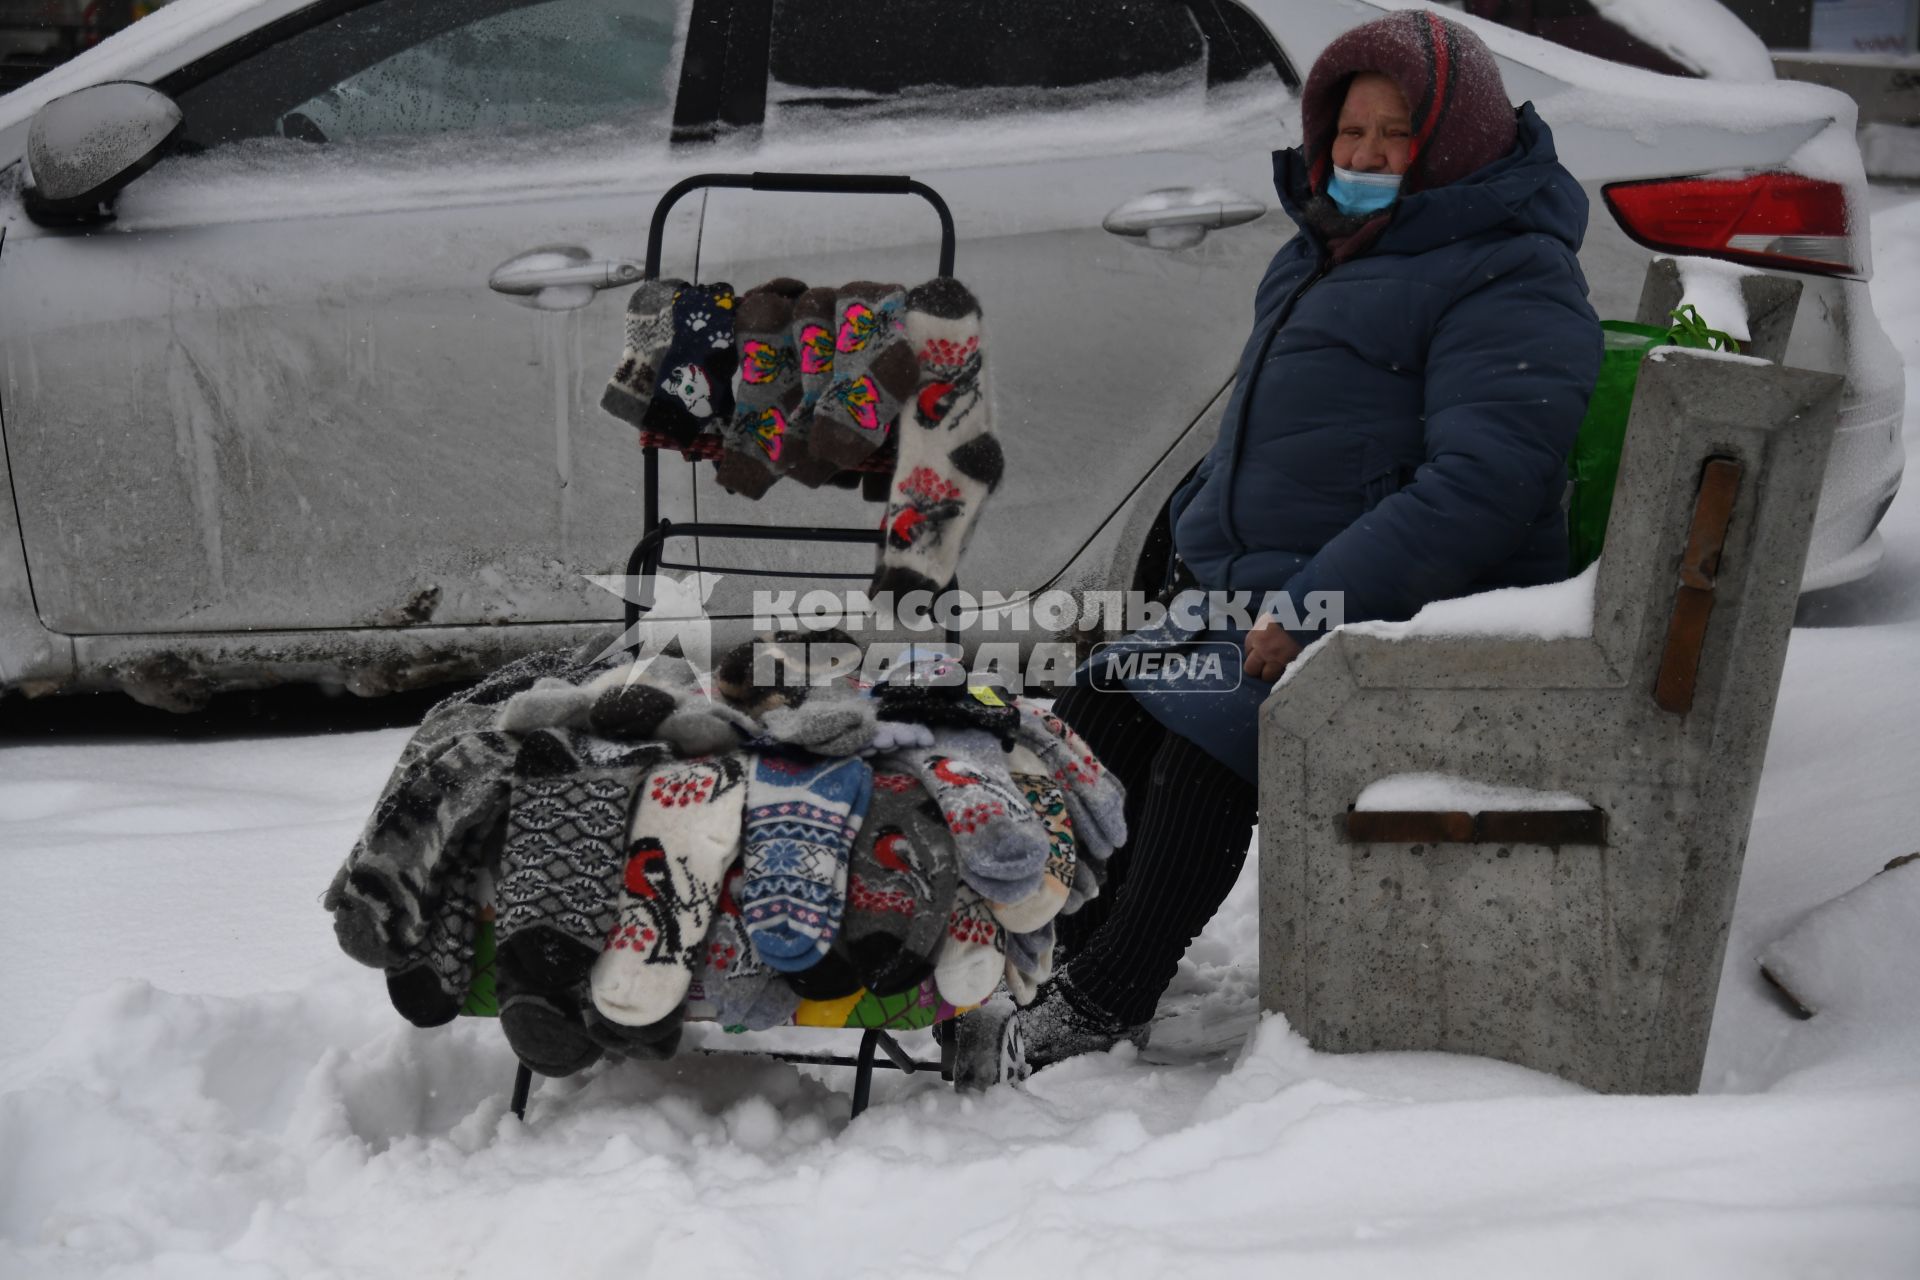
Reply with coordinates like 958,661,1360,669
1015,11,1604,1066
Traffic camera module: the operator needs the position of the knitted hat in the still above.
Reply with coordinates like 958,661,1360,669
1301,10,1515,195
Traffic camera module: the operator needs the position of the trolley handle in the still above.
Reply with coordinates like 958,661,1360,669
644,171,956,280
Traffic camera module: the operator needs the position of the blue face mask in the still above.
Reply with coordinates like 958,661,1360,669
1326,165,1402,216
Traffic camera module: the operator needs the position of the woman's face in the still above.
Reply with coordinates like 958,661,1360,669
1331,73,1413,175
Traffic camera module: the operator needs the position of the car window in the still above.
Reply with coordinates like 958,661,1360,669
765,0,1238,126
174,0,682,149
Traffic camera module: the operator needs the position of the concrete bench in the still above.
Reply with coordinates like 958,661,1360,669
1255,332,1844,1094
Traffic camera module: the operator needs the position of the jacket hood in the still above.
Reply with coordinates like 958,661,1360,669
1272,103,1588,257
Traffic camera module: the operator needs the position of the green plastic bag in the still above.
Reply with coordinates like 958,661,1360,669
1567,305,1741,574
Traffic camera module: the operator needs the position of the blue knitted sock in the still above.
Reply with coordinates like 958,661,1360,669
739,753,873,972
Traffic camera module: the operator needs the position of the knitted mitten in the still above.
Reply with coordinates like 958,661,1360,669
495,730,659,990
697,863,804,1031
898,727,1051,906
872,278,1005,598
989,744,1077,933
590,754,750,1027
1012,700,1128,863
738,753,874,972
601,278,683,430
715,280,805,498
844,765,962,996
643,282,737,445
811,282,916,469
935,884,1006,1008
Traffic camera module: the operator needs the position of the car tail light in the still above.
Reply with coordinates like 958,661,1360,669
1603,174,1857,277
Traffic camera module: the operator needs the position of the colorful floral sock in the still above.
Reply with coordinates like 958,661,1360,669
935,884,1006,1008
495,730,659,989
810,282,916,469
601,278,683,430
900,728,1051,905
739,753,873,972
783,286,845,487
1012,699,1128,863
989,744,1077,933
643,282,737,444
590,754,750,1027
715,280,805,498
844,765,962,996
872,278,1004,598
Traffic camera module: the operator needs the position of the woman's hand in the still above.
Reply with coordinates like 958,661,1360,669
1243,615,1304,684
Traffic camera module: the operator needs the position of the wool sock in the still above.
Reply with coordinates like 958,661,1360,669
384,852,488,1028
989,744,1077,933
783,945,866,1001
328,727,516,968
497,951,604,1079
1003,921,1057,1006
760,689,878,758
584,1001,684,1061
643,282,737,445
874,679,1019,746
738,753,873,972
778,286,845,488
1012,699,1128,863
601,278,683,430
871,278,1005,598
495,730,658,989
935,884,1006,1008
590,754,749,1027
899,728,1051,906
715,281,805,498
844,765,962,996
698,864,804,1030
811,282,916,469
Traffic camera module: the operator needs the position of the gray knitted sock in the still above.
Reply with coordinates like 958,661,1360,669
760,691,877,758
1013,700,1128,861
900,727,1050,905
601,278,682,429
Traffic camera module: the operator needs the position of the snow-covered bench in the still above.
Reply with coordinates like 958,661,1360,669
1255,323,1844,1093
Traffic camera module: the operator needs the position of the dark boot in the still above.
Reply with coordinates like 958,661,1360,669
1012,970,1150,1071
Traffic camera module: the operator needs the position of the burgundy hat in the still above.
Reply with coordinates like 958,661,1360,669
1301,9,1517,195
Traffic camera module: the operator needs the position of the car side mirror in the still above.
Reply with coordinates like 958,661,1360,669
24,81,183,227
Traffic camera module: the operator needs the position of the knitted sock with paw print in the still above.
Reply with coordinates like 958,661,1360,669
589,754,750,1028
642,282,737,445
811,282,916,469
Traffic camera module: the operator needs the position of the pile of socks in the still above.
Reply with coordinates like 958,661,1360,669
325,643,1126,1080
601,275,1004,601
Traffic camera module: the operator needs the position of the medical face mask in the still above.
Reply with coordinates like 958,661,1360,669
1326,165,1402,216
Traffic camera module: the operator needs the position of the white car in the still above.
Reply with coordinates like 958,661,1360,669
0,0,1903,708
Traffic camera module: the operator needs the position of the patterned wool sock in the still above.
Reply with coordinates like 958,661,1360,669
871,278,1005,599
601,278,684,430
328,727,516,968
715,280,805,498
810,282,916,469
698,864,804,1031
738,753,874,972
383,832,494,1028
590,754,750,1027
1012,699,1128,863
643,282,737,445
900,728,1051,906
495,730,659,989
497,950,604,1079
784,286,846,488
989,744,1077,933
935,884,1006,1008
844,765,962,996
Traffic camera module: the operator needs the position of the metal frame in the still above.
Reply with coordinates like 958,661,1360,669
512,172,965,1125
622,171,957,632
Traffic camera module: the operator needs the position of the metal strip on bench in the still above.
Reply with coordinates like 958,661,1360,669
1655,457,1744,715
1344,809,1609,846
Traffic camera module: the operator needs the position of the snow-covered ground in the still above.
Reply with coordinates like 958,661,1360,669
5,201,1920,1276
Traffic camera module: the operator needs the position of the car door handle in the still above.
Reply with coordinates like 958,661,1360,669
1103,187,1267,250
489,246,646,309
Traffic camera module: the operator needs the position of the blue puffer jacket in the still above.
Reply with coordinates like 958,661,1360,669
1170,103,1601,630
1119,104,1602,782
